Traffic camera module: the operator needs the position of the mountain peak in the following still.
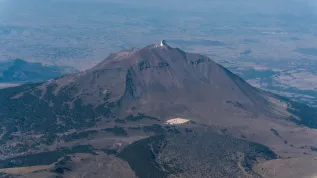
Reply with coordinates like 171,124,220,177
12,58,28,65
91,43,183,71
2,44,317,165
66,44,268,120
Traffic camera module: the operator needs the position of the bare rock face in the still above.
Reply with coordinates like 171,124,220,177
79,44,270,121
1,43,317,162
35,44,271,124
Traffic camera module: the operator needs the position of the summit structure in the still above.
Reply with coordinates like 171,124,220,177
160,40,167,46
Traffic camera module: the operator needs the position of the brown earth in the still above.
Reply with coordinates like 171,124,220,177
253,156,317,178
0,153,136,178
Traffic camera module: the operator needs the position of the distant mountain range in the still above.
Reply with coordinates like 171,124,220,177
0,44,317,178
0,59,78,84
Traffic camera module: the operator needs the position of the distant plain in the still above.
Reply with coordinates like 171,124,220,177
1,0,317,104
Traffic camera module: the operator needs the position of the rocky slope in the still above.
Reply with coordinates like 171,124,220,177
0,43,317,177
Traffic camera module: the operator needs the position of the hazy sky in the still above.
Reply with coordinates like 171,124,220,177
0,0,316,69
2,0,317,106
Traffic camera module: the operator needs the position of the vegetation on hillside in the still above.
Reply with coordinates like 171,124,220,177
119,130,277,178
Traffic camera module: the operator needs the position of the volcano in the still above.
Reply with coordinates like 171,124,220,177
1,43,317,177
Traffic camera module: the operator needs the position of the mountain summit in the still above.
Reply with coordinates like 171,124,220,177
32,43,272,126
1,43,317,177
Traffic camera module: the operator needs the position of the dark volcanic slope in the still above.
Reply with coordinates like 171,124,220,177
0,44,268,132
0,44,317,159
94,44,268,117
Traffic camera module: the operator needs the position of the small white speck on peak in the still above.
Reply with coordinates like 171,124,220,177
160,40,167,47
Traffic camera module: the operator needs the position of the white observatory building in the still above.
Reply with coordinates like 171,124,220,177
160,40,167,47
